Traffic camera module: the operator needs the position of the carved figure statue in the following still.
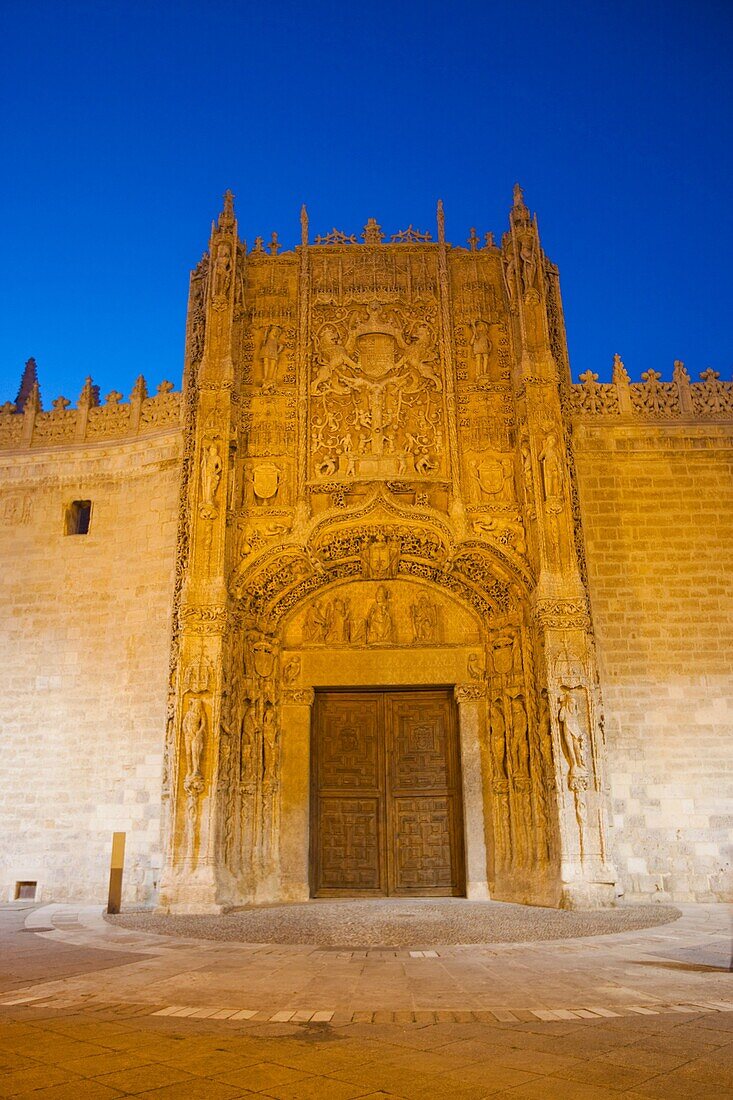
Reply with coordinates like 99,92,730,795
201,443,222,508
538,431,563,505
240,702,258,785
471,320,491,377
260,325,284,389
503,249,517,303
489,698,507,782
263,703,279,785
366,585,395,644
213,243,232,297
558,688,587,776
282,656,301,685
520,238,536,293
411,594,438,642
182,698,207,782
303,599,330,643
326,597,351,643
509,695,530,776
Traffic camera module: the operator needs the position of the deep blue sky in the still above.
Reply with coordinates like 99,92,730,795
1,0,731,403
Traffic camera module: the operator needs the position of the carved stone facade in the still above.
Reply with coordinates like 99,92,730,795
1,188,731,910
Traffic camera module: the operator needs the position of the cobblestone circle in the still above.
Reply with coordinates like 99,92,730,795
109,897,681,947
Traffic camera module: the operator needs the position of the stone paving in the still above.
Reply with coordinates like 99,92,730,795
1,901,732,1097
108,898,681,947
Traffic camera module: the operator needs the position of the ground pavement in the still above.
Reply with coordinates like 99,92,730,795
0,899,732,1098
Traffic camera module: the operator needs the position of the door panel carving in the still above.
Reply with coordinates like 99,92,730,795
312,689,465,896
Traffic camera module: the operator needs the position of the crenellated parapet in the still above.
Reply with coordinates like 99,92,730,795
569,356,733,421
0,367,182,450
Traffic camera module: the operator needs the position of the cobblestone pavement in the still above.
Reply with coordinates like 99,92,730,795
1,901,732,1097
108,898,681,947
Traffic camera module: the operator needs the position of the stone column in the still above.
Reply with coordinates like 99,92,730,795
278,688,315,902
454,684,490,899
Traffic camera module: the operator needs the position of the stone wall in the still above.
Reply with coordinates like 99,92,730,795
0,428,182,905
573,420,733,902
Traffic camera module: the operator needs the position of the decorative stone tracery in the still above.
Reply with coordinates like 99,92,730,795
158,188,622,914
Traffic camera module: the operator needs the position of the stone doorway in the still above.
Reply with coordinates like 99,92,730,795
310,688,466,897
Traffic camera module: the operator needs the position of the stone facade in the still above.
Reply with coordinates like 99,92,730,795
0,190,731,910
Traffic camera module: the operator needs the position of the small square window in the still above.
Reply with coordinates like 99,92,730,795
65,500,92,535
15,881,36,900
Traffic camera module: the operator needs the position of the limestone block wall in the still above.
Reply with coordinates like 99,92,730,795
574,422,733,902
0,429,182,905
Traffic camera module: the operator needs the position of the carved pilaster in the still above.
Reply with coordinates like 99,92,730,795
160,191,241,913
436,201,466,528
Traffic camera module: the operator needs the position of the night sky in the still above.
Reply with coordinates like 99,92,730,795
1,0,731,402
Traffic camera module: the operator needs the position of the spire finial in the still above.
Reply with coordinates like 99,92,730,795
218,189,235,229
300,204,309,246
436,199,445,244
15,357,40,412
513,182,524,207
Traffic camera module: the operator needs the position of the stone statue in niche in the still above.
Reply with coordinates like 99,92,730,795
212,242,232,298
503,249,517,304
259,325,284,392
240,702,258,787
366,585,395,644
538,430,563,514
489,697,508,782
470,320,491,377
200,442,222,518
557,688,587,779
410,594,439,642
182,697,207,783
520,238,537,293
263,703,279,787
509,694,530,777
519,438,535,514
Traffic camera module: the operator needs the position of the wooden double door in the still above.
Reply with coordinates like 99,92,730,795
311,689,465,897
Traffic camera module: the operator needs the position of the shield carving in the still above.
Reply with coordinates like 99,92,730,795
252,641,275,679
476,458,505,495
253,463,279,501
